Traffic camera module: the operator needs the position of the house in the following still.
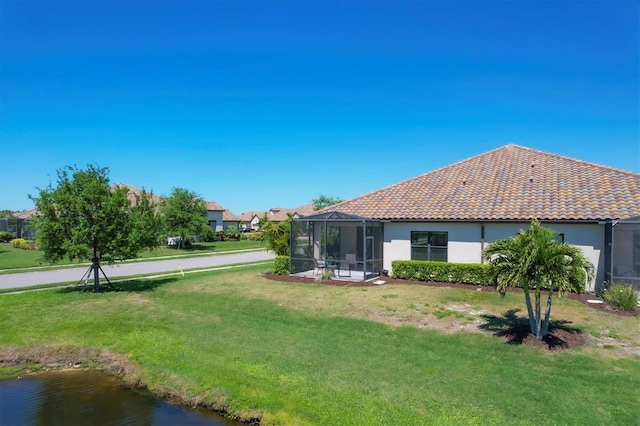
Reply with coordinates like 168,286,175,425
205,201,225,232
268,204,316,223
222,209,241,230
238,211,264,231
292,144,640,291
239,204,316,231
0,208,38,239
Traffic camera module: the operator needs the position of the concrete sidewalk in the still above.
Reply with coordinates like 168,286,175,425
0,250,276,290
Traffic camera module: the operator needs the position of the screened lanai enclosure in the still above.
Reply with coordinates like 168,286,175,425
290,211,383,281
609,216,640,291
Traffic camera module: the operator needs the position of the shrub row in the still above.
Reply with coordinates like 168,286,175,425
0,231,13,243
391,260,492,286
11,238,37,250
274,256,290,275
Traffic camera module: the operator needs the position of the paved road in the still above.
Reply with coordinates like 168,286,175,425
0,250,276,290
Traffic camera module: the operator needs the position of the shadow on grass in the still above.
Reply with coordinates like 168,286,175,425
479,309,585,350
58,277,178,294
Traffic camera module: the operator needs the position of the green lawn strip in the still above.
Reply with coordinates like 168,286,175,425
1,265,638,425
0,240,267,272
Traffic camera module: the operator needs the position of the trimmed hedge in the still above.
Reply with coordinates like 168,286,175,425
274,255,290,275
392,260,491,286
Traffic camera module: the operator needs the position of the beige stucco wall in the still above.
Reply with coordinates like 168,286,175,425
207,211,224,232
383,221,604,292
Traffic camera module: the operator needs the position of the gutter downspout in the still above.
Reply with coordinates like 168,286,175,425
480,223,485,264
609,220,618,287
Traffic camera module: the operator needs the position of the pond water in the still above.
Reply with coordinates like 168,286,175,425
0,370,232,425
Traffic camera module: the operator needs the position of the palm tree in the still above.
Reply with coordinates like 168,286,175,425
483,220,595,340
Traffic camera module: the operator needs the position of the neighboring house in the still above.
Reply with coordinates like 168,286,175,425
115,185,234,233
205,201,225,232
268,204,316,224
239,204,315,231
0,208,38,239
204,203,243,232
238,211,264,231
222,209,241,230
298,144,640,291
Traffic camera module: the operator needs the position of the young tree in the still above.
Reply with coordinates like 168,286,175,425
30,164,163,291
160,188,208,249
483,220,595,340
312,194,343,211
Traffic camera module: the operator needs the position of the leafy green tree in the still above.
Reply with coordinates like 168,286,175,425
312,194,343,211
483,220,595,340
0,209,13,218
160,188,208,249
30,164,163,291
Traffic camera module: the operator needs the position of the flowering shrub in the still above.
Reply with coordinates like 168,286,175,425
10,238,36,250
11,238,26,249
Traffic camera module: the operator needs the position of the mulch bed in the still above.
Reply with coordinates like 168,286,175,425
263,273,638,351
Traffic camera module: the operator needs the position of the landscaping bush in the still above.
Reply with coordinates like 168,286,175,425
10,238,36,250
273,255,290,275
0,231,13,242
11,238,26,249
225,226,240,241
601,282,639,311
199,227,215,242
392,260,491,286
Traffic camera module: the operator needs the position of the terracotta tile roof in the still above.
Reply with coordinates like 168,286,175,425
295,203,316,217
238,211,265,222
112,183,162,204
269,203,317,222
222,209,239,221
12,208,39,219
205,201,224,211
325,144,640,221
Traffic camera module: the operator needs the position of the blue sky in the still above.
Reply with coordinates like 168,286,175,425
1,1,638,214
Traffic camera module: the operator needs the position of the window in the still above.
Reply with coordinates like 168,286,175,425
411,231,448,261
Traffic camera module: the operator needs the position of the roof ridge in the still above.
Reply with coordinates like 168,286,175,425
325,144,518,211
506,144,640,176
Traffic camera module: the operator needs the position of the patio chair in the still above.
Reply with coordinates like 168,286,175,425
338,253,356,277
312,258,326,276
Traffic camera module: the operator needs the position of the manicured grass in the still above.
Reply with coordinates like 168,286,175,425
1,265,639,425
0,240,267,271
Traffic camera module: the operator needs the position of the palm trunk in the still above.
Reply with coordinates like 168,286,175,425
524,290,537,336
541,291,553,337
535,292,543,340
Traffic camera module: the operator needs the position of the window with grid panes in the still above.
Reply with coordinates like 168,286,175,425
411,231,448,261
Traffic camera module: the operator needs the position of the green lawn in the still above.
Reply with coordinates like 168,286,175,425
1,264,638,425
0,240,267,271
